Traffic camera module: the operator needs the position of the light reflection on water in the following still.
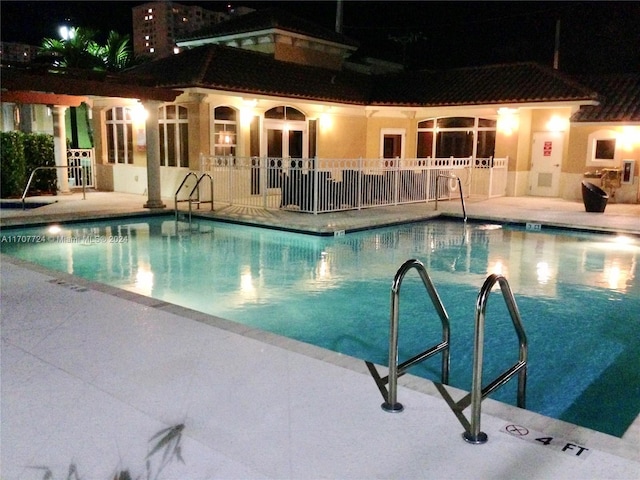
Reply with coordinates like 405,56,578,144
2,217,639,437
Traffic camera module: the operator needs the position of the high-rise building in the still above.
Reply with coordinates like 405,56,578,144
132,1,232,59
0,41,39,65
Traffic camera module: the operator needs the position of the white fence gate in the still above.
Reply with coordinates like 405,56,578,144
67,149,95,188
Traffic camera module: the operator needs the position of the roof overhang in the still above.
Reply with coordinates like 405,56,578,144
1,67,182,104
0,91,87,106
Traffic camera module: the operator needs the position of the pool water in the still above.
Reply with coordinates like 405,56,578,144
2,216,639,437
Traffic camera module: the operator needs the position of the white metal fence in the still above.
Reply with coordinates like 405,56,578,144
67,149,95,188
198,155,508,214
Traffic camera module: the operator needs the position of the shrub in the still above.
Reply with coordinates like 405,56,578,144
24,133,57,194
0,131,26,198
1,132,57,198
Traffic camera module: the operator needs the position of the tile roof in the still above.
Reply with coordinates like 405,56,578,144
123,44,371,104
125,46,598,108
371,63,598,106
1,66,181,102
570,74,640,122
178,7,359,48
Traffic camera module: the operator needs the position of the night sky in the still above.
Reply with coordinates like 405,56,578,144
1,1,639,74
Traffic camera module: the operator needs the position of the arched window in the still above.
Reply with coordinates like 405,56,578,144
158,105,189,167
105,107,134,164
417,117,496,159
213,106,237,156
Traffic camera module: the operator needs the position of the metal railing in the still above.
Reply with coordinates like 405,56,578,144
369,263,527,445
22,165,87,209
366,259,451,412
435,173,467,221
200,155,508,214
174,172,214,222
462,273,528,444
67,149,95,188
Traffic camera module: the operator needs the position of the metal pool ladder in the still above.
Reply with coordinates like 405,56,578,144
174,172,214,222
367,260,528,444
365,259,451,412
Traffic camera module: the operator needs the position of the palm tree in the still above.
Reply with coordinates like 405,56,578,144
99,31,136,72
37,27,137,72
38,27,104,70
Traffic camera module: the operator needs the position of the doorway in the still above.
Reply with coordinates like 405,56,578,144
529,132,563,197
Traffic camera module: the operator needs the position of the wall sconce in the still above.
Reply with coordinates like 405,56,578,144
546,115,568,132
619,126,640,151
497,107,518,135
131,103,148,125
320,112,333,131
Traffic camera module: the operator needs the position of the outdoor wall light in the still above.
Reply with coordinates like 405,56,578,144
497,108,518,136
546,115,568,132
619,126,640,151
320,112,333,130
131,103,148,125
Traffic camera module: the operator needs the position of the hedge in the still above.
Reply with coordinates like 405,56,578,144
0,132,56,198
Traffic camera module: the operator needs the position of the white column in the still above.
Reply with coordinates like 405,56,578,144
51,105,70,193
142,100,165,209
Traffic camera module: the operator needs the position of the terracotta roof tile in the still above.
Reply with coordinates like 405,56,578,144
126,46,598,108
125,45,371,104
371,63,598,106
571,74,640,122
179,8,359,48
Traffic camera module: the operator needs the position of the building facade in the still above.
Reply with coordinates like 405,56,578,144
2,9,639,208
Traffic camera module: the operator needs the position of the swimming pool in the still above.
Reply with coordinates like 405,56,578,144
2,215,639,437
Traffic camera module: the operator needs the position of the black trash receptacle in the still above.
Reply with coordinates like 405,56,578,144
581,181,608,212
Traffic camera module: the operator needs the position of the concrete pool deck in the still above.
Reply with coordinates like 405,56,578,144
1,192,639,479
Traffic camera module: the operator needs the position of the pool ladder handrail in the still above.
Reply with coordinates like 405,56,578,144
365,258,451,413
461,273,528,444
369,262,528,445
174,172,214,222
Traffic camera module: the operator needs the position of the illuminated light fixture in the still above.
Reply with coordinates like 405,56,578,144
59,25,75,40
319,112,333,130
173,46,180,54
497,107,518,136
619,126,640,151
546,115,568,132
131,103,148,124
48,225,62,235
218,131,233,144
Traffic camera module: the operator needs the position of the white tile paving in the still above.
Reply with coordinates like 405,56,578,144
2,259,638,480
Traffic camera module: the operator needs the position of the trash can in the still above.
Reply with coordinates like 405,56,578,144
581,181,608,213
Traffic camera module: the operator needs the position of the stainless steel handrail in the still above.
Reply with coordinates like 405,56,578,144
187,173,214,221
435,174,467,222
368,259,451,413
174,172,198,221
22,165,86,209
463,273,528,444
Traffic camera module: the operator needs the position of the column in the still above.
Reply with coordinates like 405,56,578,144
142,100,165,209
52,105,70,194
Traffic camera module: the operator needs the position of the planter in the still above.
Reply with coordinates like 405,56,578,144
581,181,608,213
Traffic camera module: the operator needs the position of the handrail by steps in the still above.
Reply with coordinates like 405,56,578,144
187,173,214,221
174,172,198,221
366,258,450,412
22,165,86,209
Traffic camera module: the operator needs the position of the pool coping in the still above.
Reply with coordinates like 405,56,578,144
2,252,638,463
